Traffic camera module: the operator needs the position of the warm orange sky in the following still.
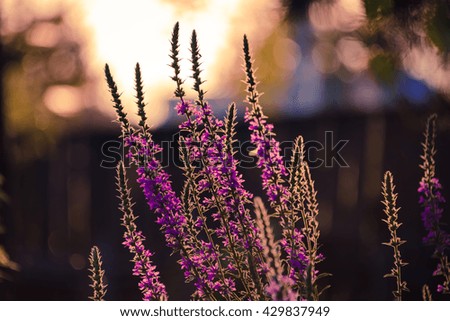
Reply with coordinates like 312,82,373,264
1,0,284,126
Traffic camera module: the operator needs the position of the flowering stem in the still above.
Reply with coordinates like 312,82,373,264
107,65,219,300
116,162,168,301
179,140,237,300
243,35,310,297
170,22,185,100
200,158,255,299
171,25,249,299
300,162,323,300
419,114,450,294
382,171,408,301
170,26,265,300
143,168,217,301
105,64,131,137
88,246,107,301
134,63,151,139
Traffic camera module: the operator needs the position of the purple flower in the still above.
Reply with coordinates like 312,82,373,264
125,131,232,299
418,114,450,294
419,178,449,250
123,232,168,301
280,230,308,282
245,105,310,287
116,164,168,301
244,109,290,208
241,34,330,299
176,99,266,299
176,101,190,115
418,177,450,293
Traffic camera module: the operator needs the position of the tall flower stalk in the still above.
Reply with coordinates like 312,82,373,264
88,246,107,301
418,114,450,294
242,35,326,299
381,171,408,301
291,136,327,299
116,162,168,301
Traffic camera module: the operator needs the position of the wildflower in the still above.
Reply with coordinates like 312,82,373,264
243,35,327,299
102,23,330,301
169,25,266,300
242,35,306,289
116,162,168,301
418,178,448,249
418,114,450,294
106,65,223,300
104,64,131,136
88,246,107,301
381,171,408,301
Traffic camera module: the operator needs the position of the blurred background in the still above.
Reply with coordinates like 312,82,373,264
0,0,449,300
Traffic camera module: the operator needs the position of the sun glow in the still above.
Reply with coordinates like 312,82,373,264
80,0,282,127
1,0,282,126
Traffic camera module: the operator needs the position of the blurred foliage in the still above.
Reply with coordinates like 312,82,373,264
282,0,449,98
363,0,393,20
362,0,450,52
1,14,88,164
426,2,450,54
362,0,449,86
369,53,396,84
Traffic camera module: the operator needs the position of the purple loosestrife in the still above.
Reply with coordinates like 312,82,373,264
381,171,408,301
178,138,238,301
242,34,305,291
241,35,290,211
169,25,266,300
103,23,330,301
106,64,222,300
130,118,218,301
419,179,448,250
243,35,326,300
88,246,107,301
116,162,168,301
418,114,450,294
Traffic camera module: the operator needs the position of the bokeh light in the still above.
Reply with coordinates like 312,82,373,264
43,85,83,117
1,0,283,126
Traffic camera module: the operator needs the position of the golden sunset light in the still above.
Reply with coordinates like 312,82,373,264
2,0,282,127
